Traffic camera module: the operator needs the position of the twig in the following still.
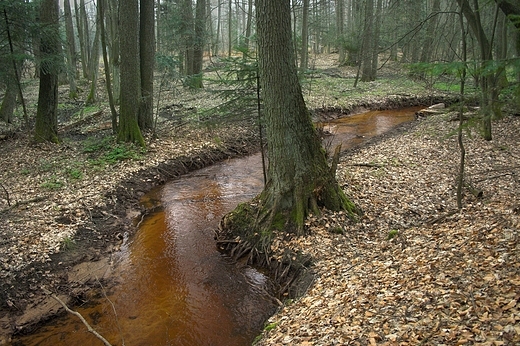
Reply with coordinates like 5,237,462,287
96,276,125,346
1,196,48,214
0,181,10,206
426,209,459,225
473,172,513,183
42,288,113,346
348,163,384,168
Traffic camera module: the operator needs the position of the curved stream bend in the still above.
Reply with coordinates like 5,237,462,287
14,107,420,345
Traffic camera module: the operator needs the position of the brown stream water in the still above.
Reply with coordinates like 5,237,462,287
13,107,421,346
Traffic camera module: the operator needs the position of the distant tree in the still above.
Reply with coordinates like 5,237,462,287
63,0,77,98
139,0,155,129
0,0,31,125
219,0,358,262
300,0,310,71
74,0,90,79
98,0,118,133
34,0,61,143
85,3,101,105
118,0,145,146
494,0,520,112
457,0,500,140
190,0,206,88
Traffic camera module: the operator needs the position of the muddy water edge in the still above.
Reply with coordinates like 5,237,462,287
11,107,422,345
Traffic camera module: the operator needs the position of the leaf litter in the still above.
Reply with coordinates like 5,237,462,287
258,113,520,345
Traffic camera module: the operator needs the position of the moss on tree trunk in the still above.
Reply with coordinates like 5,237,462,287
216,0,360,274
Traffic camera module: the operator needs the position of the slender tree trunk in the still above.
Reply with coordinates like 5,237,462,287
156,0,161,52
300,0,309,71
85,9,101,105
98,0,117,133
139,0,155,129
361,0,374,82
34,0,60,143
118,0,145,146
215,0,222,55
75,0,90,79
190,0,206,88
420,0,441,63
457,0,495,140
244,0,253,49
107,0,120,103
336,0,345,64
370,0,382,79
63,0,77,98
2,8,28,125
228,0,232,56
182,0,195,76
0,78,17,124
457,9,467,210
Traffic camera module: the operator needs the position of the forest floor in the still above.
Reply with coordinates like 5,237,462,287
258,110,520,346
0,54,519,344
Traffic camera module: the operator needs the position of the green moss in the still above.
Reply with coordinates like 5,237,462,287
387,229,399,240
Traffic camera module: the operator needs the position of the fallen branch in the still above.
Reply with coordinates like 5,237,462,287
0,196,47,214
348,162,384,168
96,277,125,346
42,288,113,346
0,181,10,206
473,172,514,184
426,209,459,225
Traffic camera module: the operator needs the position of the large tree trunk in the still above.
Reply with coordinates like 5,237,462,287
218,0,358,264
118,0,145,146
139,0,155,129
34,0,60,143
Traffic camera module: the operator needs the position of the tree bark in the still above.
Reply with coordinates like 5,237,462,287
457,0,495,140
85,6,101,105
0,77,17,124
361,0,374,82
34,0,60,143
336,0,345,64
98,0,118,133
300,0,310,71
139,0,155,129
107,0,120,103
219,0,359,262
118,0,145,146
190,0,206,88
63,0,77,98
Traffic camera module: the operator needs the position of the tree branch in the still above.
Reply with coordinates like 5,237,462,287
42,288,113,346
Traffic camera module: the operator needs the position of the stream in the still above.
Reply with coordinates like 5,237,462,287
13,107,421,346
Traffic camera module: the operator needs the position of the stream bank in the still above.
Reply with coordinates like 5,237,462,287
1,96,454,343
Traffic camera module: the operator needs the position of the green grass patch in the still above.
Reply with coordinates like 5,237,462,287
41,176,65,190
84,136,145,166
60,237,76,251
65,167,83,180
